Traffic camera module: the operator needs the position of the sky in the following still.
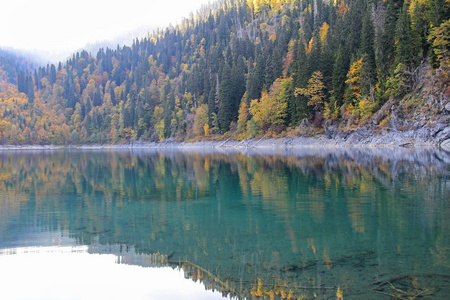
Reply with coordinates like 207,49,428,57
0,0,212,61
0,246,228,300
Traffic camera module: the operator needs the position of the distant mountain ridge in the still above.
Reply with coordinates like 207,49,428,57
1,25,158,66
83,26,158,55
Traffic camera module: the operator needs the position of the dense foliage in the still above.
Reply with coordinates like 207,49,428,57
0,0,449,145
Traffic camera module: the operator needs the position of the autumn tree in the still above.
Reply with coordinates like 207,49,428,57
345,59,375,122
0,119,12,144
344,59,363,105
249,78,288,133
428,18,450,68
193,104,209,137
295,71,326,113
236,99,249,137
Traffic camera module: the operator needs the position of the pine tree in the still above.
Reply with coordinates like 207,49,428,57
360,9,376,79
93,87,102,107
63,72,78,109
428,0,450,28
332,45,349,109
290,39,311,126
110,86,116,106
246,59,258,102
394,3,420,68
375,0,397,83
308,30,323,74
255,53,266,96
218,63,234,132
27,76,34,104
232,56,246,112
17,71,26,93
207,84,217,127
265,48,283,87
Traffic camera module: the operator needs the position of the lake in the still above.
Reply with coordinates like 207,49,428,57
0,148,449,299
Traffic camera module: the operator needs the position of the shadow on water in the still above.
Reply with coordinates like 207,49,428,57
0,147,449,299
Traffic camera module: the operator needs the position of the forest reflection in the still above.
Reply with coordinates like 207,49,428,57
0,148,449,299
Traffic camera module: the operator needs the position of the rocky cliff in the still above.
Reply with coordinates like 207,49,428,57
322,62,450,147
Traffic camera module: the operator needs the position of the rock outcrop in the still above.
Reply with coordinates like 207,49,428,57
322,62,449,147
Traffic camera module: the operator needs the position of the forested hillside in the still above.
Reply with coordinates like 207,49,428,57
0,0,449,145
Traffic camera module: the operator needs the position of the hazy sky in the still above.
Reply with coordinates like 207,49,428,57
0,0,211,54
0,246,227,300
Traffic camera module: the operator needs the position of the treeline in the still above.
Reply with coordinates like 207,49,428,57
0,49,35,85
0,0,449,145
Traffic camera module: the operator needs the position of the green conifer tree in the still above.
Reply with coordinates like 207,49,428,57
394,3,420,68
218,63,234,132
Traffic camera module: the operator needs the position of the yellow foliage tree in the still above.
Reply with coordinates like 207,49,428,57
319,22,330,45
153,106,165,141
237,100,249,135
345,58,363,103
337,0,350,17
295,71,326,112
0,119,12,144
193,104,209,137
306,37,314,53
203,124,210,137
428,18,450,66
249,78,288,132
248,0,270,14
344,59,375,123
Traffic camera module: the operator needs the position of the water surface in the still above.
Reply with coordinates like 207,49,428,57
0,148,449,299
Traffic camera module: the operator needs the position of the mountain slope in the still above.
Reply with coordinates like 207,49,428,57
0,0,449,146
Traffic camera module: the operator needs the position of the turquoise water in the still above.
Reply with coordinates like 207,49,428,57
0,148,449,299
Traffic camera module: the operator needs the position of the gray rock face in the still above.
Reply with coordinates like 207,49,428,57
324,124,339,139
441,138,450,148
445,101,450,112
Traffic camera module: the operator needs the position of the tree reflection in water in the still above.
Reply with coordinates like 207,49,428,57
0,148,449,299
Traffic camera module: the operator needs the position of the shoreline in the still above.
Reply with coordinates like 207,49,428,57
1,134,449,150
